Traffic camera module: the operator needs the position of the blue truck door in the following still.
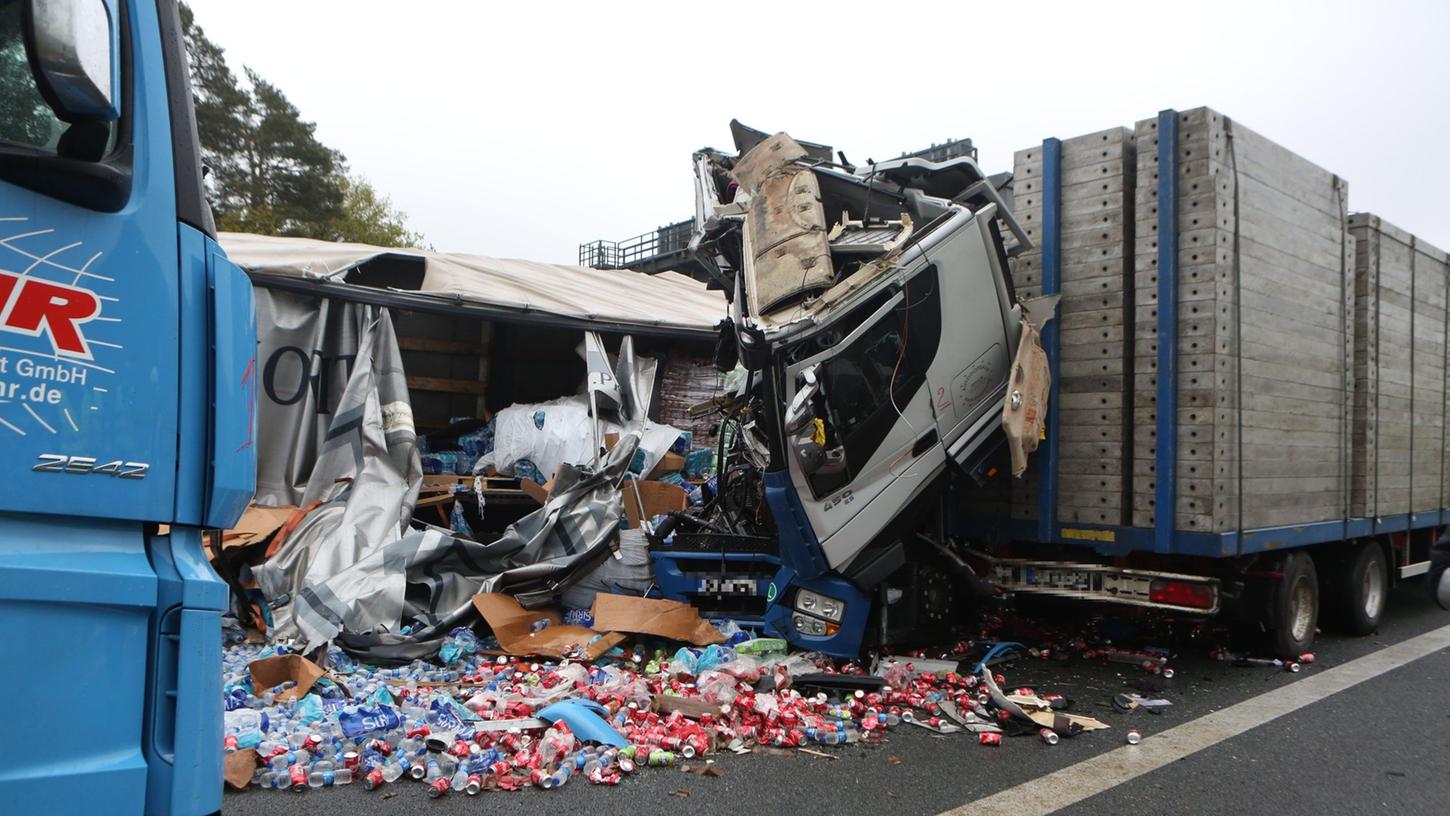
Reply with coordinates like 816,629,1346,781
0,1,243,814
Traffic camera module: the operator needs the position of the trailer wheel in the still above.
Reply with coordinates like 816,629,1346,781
1266,551,1319,658
1324,541,1387,636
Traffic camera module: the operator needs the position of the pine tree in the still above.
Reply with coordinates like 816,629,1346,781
179,3,421,246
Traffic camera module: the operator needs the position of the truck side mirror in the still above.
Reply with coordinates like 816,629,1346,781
24,0,119,123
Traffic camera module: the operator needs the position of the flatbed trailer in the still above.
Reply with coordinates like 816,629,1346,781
960,110,1441,655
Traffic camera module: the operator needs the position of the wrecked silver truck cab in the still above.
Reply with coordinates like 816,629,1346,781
690,124,1033,654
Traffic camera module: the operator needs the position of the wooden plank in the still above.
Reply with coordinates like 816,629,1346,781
406,375,487,395
398,336,491,355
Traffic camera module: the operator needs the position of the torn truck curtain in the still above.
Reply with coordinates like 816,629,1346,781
252,294,423,643
252,316,674,651
289,433,642,651
219,232,727,338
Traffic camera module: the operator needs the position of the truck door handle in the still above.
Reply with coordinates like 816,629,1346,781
912,429,939,457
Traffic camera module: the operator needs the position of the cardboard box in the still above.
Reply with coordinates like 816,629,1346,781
621,479,688,529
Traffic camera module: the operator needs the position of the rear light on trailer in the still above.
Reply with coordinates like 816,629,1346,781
1148,579,1216,610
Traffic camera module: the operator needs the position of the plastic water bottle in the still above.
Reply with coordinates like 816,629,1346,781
224,708,269,735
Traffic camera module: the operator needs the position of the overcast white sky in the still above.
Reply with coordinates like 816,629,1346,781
186,0,1449,264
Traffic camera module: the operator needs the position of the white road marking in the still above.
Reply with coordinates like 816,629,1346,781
939,623,1450,816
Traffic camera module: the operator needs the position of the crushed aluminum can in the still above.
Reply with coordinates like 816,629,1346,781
1039,728,1059,746
979,732,1002,747
1126,728,1142,745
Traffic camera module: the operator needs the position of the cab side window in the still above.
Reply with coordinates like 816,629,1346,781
0,0,67,152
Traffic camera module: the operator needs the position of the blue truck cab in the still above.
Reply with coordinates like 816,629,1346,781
0,1,255,813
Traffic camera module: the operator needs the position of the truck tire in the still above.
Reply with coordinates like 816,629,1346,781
1324,541,1387,636
1266,551,1319,658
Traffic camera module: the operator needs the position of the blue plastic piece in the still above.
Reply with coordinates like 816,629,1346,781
1038,137,1062,541
536,699,628,747
971,641,1026,675
762,468,829,579
1155,109,1180,555
338,706,402,741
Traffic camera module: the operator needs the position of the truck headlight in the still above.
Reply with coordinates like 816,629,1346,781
792,613,836,637
795,590,845,623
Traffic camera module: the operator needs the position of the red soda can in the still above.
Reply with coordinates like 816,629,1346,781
979,732,1002,747
1126,727,1142,745
450,740,471,758
1039,728,1059,746
530,767,550,788
303,733,322,752
288,764,308,790
428,776,451,798
223,735,238,752
342,751,359,769
370,738,393,756
489,760,512,777
1298,652,1316,664
363,768,384,791
406,724,429,739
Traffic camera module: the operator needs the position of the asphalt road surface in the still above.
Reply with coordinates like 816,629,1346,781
224,582,1450,816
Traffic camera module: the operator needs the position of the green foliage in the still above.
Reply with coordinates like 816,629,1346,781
179,3,422,247
333,174,427,248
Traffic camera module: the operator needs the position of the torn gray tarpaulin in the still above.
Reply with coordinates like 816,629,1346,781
253,298,422,643
292,433,641,651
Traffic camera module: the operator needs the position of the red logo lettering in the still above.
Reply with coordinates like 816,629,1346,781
0,271,102,358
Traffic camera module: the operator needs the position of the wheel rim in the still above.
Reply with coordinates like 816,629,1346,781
1289,575,1315,642
1362,555,1385,620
